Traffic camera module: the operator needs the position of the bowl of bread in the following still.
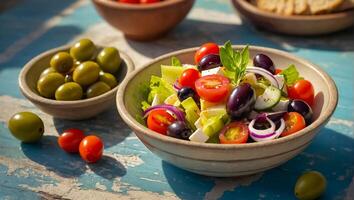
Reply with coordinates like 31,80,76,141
232,0,354,35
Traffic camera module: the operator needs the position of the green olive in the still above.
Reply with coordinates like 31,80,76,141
97,47,121,73
55,82,83,101
37,72,65,98
73,61,100,86
8,112,44,143
295,171,327,200
70,39,96,62
99,72,118,89
50,52,73,73
40,67,56,78
86,81,111,98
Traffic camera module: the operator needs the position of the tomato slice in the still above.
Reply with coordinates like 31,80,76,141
275,69,283,74
281,112,306,137
287,79,314,106
179,68,201,90
195,75,230,102
147,109,176,135
194,43,219,64
219,121,249,144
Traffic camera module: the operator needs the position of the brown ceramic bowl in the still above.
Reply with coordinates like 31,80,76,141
91,0,195,41
117,45,338,177
232,0,354,35
19,44,134,120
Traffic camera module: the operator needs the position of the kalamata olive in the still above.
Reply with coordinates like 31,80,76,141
227,83,256,119
288,99,313,125
253,54,275,74
295,171,327,200
177,87,198,102
198,54,221,71
167,121,192,140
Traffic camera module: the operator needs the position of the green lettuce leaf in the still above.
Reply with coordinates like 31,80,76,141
280,64,303,86
171,56,182,67
147,75,175,103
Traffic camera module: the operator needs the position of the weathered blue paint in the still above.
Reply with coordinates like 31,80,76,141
0,0,353,199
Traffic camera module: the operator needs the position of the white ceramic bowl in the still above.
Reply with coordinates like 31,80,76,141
117,46,338,177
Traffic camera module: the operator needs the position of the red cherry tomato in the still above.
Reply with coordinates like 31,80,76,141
147,109,176,135
194,43,219,64
287,79,314,106
140,0,160,3
275,69,283,74
58,129,85,153
281,112,306,137
219,121,249,144
195,74,230,102
119,0,139,3
178,68,201,90
79,135,104,163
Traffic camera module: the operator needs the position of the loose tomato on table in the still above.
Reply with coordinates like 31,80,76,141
219,122,249,144
147,109,176,135
178,68,201,90
58,128,85,153
79,135,104,163
287,79,314,106
281,112,306,137
194,43,219,64
195,74,230,102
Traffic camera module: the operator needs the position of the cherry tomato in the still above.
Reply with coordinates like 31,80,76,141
275,69,282,74
119,0,139,3
79,135,104,163
147,109,176,135
194,43,219,64
281,112,306,137
140,0,160,3
58,129,85,153
287,80,314,106
179,68,201,90
219,121,249,144
195,74,230,102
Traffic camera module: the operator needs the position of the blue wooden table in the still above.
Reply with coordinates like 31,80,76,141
0,0,353,199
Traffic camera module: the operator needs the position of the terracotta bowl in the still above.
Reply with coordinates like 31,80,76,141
19,45,134,120
91,0,195,41
232,0,354,35
117,46,338,177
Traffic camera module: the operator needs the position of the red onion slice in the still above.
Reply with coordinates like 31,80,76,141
249,117,285,142
173,80,182,91
249,116,275,137
246,67,280,89
143,104,185,122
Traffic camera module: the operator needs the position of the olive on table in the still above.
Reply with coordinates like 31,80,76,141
70,38,96,62
253,54,275,74
86,81,111,98
37,72,65,98
167,121,192,140
40,67,56,78
55,82,83,101
50,52,73,73
198,54,221,71
99,72,118,89
227,83,256,119
8,112,44,143
288,99,313,125
97,47,122,74
177,87,198,102
295,171,327,200
73,61,100,86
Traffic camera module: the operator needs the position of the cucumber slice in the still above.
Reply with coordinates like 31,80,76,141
254,86,281,111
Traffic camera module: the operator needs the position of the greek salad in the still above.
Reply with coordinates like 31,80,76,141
140,41,315,144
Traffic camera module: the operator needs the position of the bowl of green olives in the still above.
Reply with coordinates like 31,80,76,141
19,39,134,120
